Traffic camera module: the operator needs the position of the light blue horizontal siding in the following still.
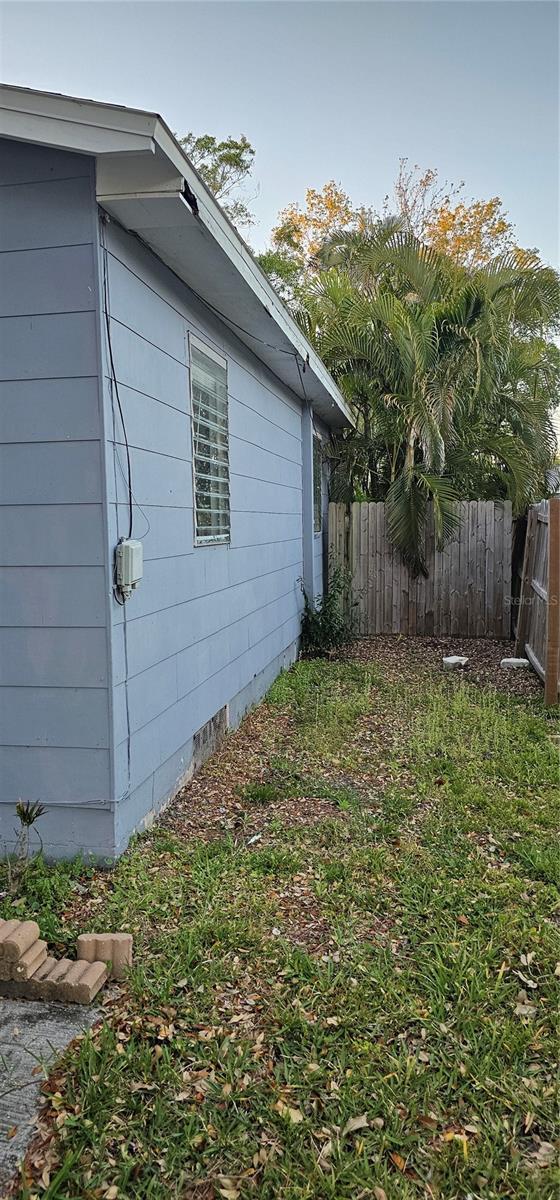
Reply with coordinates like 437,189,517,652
113,444,191,508
0,566,107,626
117,569,302,729
229,436,301,490
0,141,92,187
109,382,190,460
0,138,111,853
0,745,110,806
230,510,303,548
0,378,100,442
105,318,188,408
0,628,108,687
0,506,105,566
103,221,305,840
112,542,301,627
229,396,301,465
0,243,96,317
107,505,303,561
0,310,99,380
0,176,95,250
0,686,109,749
0,441,102,504
104,250,188,362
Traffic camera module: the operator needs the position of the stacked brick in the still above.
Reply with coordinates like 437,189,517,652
0,921,132,1004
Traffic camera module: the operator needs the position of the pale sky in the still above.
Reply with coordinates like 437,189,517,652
0,1,558,263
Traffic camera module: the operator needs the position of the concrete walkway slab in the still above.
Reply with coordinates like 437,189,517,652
0,998,98,1191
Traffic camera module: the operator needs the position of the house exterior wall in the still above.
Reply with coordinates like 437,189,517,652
100,220,311,855
0,137,114,858
0,137,326,860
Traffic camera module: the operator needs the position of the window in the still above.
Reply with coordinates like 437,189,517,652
190,337,230,544
313,435,322,533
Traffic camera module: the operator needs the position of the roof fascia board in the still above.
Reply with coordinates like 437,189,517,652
0,107,156,156
0,84,159,137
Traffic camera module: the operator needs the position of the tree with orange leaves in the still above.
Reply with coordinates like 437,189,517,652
424,197,514,268
386,159,516,266
272,181,367,260
257,182,372,299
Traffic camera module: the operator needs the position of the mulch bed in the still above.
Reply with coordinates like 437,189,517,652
344,636,543,699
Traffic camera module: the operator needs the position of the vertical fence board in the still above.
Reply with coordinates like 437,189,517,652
484,499,495,636
470,501,477,638
361,503,370,637
376,504,384,634
516,500,552,691
544,496,560,704
329,499,516,643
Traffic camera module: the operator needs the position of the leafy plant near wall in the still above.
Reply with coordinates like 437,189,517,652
2,800,47,895
300,564,355,657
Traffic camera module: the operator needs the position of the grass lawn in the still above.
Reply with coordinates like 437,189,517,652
1,641,558,1199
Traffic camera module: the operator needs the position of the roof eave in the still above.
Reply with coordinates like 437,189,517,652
0,82,353,429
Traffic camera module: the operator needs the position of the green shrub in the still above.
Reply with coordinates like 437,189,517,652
300,564,354,657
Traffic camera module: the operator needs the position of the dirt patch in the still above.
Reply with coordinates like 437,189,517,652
161,703,349,852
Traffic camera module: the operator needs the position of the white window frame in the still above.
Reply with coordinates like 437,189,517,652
189,333,231,546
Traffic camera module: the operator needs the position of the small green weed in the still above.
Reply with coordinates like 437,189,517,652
240,781,281,805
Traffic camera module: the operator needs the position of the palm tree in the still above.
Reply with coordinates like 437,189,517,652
297,229,559,574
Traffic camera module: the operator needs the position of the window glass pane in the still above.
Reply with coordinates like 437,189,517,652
191,342,230,543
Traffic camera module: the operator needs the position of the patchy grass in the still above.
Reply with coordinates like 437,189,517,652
1,646,558,1200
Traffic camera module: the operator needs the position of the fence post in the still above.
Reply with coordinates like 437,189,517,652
514,506,537,657
544,495,560,706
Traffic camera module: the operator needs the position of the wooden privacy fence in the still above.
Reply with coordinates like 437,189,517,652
328,499,512,639
515,496,560,704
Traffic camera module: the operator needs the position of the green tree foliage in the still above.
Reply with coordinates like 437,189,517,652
178,131,256,227
297,227,560,573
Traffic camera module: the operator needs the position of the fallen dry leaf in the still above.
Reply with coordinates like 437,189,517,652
317,1138,333,1171
288,1107,304,1124
534,1142,556,1168
342,1113,369,1137
515,1001,537,1018
389,1150,406,1172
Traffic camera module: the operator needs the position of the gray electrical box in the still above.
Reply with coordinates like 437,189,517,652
115,539,143,599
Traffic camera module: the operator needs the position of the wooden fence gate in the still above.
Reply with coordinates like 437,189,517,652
515,496,560,704
328,499,512,639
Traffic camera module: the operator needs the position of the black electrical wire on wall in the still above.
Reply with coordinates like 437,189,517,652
100,214,134,542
